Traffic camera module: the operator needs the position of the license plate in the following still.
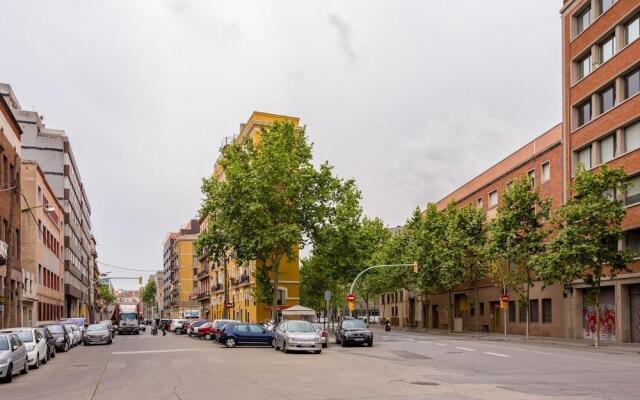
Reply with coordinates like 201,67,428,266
353,338,364,341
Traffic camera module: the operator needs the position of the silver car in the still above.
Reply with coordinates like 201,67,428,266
83,324,113,345
0,333,29,383
272,320,322,354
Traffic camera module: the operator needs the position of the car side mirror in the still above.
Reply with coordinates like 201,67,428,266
12,345,18,351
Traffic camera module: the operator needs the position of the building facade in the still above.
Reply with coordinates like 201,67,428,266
562,0,640,342
163,220,199,319
20,161,65,327
0,91,23,329
0,83,95,320
204,112,301,324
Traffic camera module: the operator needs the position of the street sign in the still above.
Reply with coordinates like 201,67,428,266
348,302,355,311
347,293,356,303
500,294,509,302
324,290,332,302
225,302,233,308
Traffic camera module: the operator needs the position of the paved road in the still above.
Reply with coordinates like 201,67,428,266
2,327,638,400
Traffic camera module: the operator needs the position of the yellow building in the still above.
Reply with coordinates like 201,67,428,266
201,112,301,323
164,219,200,319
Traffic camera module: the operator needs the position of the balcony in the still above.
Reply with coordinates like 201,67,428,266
212,283,223,292
189,290,211,301
197,268,210,280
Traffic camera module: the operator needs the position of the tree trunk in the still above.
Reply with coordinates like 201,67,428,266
365,295,370,323
271,254,281,323
475,286,480,337
595,275,601,349
525,281,530,341
448,290,453,333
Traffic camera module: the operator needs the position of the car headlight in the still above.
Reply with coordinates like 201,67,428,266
0,359,8,367
56,337,64,343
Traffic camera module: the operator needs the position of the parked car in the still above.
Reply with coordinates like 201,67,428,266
0,333,29,383
188,320,209,336
83,324,113,345
272,320,322,354
217,323,274,348
36,327,56,361
100,320,115,338
62,325,79,347
312,323,329,348
42,324,71,352
0,328,47,369
169,319,188,335
211,320,239,341
195,322,213,339
335,318,373,347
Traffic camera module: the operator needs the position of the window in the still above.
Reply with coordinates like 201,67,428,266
626,121,640,152
625,228,640,252
626,68,640,98
530,299,539,323
508,301,516,322
577,146,592,170
626,15,640,45
542,299,552,323
527,169,535,186
626,175,640,205
600,86,615,113
600,36,615,63
541,161,551,182
576,7,591,35
599,134,616,163
599,0,613,14
476,197,483,209
577,100,592,127
488,190,498,208
479,302,485,316
577,54,592,79
470,302,475,316
519,302,527,322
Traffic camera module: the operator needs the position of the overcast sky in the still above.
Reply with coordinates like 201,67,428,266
0,1,562,289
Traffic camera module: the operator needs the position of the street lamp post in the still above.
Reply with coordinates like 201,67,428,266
348,264,416,318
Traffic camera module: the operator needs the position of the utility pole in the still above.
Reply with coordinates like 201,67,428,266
2,153,19,329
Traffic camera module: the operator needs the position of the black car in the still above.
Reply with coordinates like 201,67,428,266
335,319,373,347
41,324,71,352
36,327,56,360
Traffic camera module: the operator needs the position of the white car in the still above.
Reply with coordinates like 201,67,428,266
63,324,82,346
169,319,188,335
0,328,47,369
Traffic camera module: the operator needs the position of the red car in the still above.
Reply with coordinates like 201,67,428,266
183,319,205,336
195,322,214,340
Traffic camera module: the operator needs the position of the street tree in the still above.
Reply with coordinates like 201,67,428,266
489,175,551,339
141,279,156,312
533,165,634,347
98,285,116,306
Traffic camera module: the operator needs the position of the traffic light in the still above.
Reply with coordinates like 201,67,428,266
139,276,143,285
412,261,418,273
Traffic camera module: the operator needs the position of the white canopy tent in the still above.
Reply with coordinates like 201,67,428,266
281,305,317,318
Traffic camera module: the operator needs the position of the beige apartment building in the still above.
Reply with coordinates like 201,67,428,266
20,161,65,326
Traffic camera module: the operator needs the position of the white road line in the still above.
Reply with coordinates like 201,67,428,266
455,346,476,352
485,352,510,358
531,350,552,355
435,343,447,346
406,339,415,342
112,349,200,355
419,341,430,344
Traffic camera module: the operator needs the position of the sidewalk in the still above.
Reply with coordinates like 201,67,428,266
371,325,640,354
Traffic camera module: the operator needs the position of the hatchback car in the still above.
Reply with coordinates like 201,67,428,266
0,328,47,369
36,327,56,361
273,320,322,354
218,323,274,348
62,325,78,347
168,319,188,335
211,319,239,341
335,318,373,347
195,322,214,339
83,324,113,345
187,320,208,336
0,333,29,383
42,324,71,352
100,320,115,338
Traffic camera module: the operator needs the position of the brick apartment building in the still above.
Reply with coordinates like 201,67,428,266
381,0,640,343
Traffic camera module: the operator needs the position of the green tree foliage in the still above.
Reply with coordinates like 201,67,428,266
489,176,550,339
98,284,116,305
533,165,634,347
141,279,156,308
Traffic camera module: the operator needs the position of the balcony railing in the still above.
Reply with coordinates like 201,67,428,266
212,283,223,292
189,291,211,301
197,268,210,280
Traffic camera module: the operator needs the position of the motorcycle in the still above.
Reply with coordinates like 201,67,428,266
152,326,158,336
384,321,391,332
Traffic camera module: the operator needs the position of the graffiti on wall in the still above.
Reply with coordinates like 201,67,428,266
583,304,616,341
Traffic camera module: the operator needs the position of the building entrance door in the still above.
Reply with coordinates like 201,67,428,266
432,305,439,329
630,285,640,343
490,301,501,332
408,298,415,328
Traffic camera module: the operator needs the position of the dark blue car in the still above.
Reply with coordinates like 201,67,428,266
218,323,274,348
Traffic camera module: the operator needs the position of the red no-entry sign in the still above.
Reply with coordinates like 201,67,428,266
347,293,356,303
500,294,510,302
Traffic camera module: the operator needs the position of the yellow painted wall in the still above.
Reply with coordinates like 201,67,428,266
178,239,196,302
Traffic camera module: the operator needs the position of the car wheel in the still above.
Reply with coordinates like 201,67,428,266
108,339,113,345
282,341,288,353
322,343,327,348
367,340,373,347
175,328,181,335
51,348,56,358
0,364,12,383
225,338,236,348
205,334,211,340
34,354,40,369
21,359,28,375
63,342,69,352
44,351,49,364
314,350,321,354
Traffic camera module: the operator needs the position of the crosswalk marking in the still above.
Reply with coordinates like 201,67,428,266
112,349,200,355
485,352,510,357
455,346,475,352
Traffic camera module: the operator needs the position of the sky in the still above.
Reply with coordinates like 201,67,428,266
0,0,562,289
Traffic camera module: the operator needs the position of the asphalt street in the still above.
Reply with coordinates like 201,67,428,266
1,327,638,400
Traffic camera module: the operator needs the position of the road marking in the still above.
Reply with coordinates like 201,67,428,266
112,349,200,355
531,350,552,355
419,341,430,344
406,339,415,342
485,352,510,358
435,343,447,347
455,347,476,352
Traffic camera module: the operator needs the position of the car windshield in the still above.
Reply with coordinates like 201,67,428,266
0,336,9,350
15,330,34,342
312,324,324,331
287,321,315,333
342,320,366,329
47,325,63,334
193,321,206,327
120,313,137,321
87,324,106,331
